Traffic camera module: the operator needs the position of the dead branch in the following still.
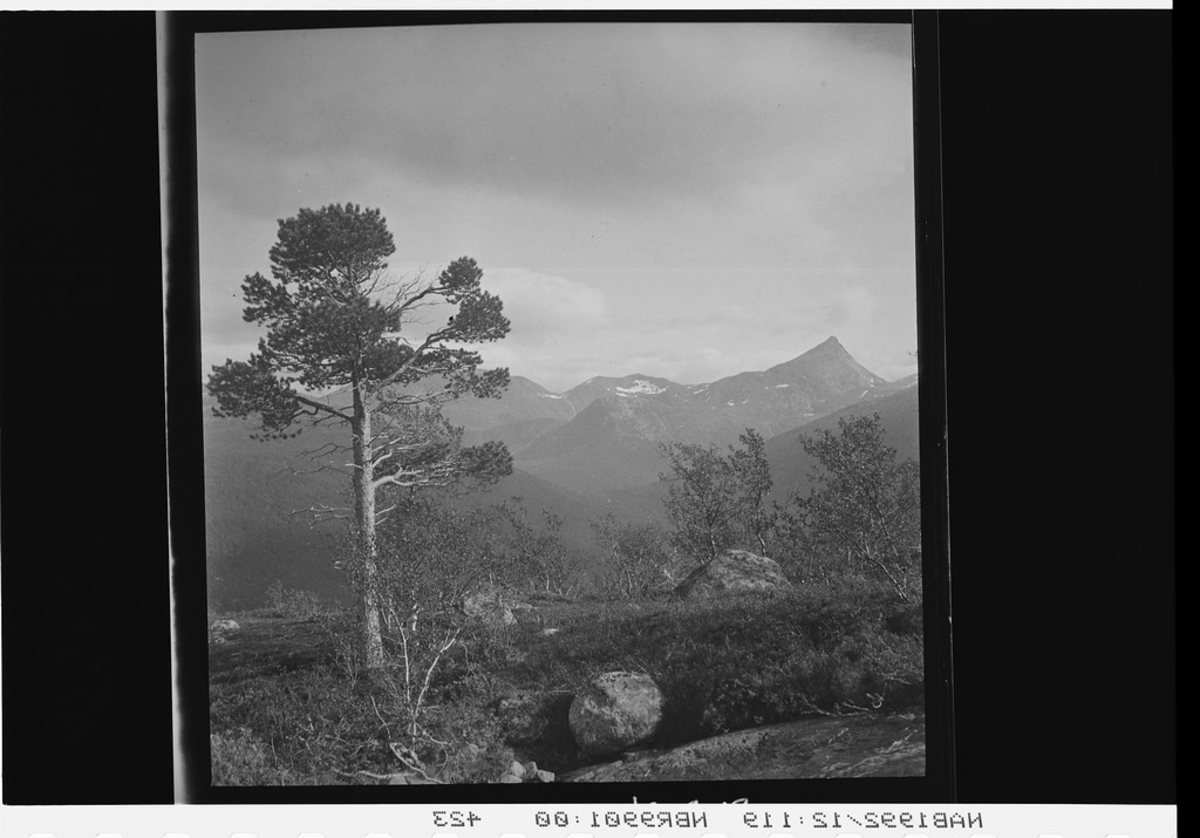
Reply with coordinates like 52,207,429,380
290,504,352,525
388,743,443,783
283,461,351,478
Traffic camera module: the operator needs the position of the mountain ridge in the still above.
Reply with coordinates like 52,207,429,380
507,337,908,492
201,336,918,608
446,336,906,458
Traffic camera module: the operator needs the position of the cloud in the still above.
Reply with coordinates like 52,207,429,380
466,269,611,391
196,24,912,218
484,269,608,337
194,24,919,392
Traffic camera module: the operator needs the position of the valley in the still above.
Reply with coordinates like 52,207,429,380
202,335,918,611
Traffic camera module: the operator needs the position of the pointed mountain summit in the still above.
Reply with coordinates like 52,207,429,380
682,336,889,442
767,335,886,385
512,337,903,492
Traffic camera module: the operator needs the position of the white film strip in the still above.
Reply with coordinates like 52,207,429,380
0,803,1178,838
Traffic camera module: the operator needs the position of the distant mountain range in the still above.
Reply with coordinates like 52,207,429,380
500,336,908,492
201,336,919,610
448,336,897,448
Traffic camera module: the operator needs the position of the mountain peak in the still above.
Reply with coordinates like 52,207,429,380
767,336,859,372
811,335,848,354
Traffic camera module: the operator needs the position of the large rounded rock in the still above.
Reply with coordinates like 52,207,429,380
673,549,791,598
569,672,664,757
462,590,516,627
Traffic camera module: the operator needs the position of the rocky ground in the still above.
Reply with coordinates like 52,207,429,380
561,712,925,782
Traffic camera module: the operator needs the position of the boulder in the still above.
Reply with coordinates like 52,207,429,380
673,550,792,599
462,590,516,627
569,671,664,757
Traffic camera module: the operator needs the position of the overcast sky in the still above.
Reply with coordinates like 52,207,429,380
196,22,918,393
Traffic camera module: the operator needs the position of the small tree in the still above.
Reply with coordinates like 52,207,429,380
366,493,509,744
658,428,775,564
207,203,512,669
780,413,921,600
493,502,575,596
729,428,774,554
590,513,679,597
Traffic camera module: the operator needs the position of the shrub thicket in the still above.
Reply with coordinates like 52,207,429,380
265,580,327,619
774,413,921,600
589,513,684,597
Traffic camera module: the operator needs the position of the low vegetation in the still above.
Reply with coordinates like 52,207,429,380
210,575,923,785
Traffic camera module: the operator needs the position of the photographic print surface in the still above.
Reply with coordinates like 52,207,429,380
197,21,926,788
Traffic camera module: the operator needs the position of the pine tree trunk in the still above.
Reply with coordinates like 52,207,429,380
352,387,386,671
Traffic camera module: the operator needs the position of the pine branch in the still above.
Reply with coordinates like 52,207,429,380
294,392,353,422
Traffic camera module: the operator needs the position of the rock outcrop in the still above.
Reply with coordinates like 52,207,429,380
462,590,518,627
462,588,534,627
569,671,664,757
674,550,791,599
497,759,555,784
559,713,926,783
208,619,241,644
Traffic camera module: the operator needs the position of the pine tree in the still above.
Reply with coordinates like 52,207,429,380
207,203,511,668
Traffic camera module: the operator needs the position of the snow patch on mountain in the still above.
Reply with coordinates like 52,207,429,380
616,379,665,396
